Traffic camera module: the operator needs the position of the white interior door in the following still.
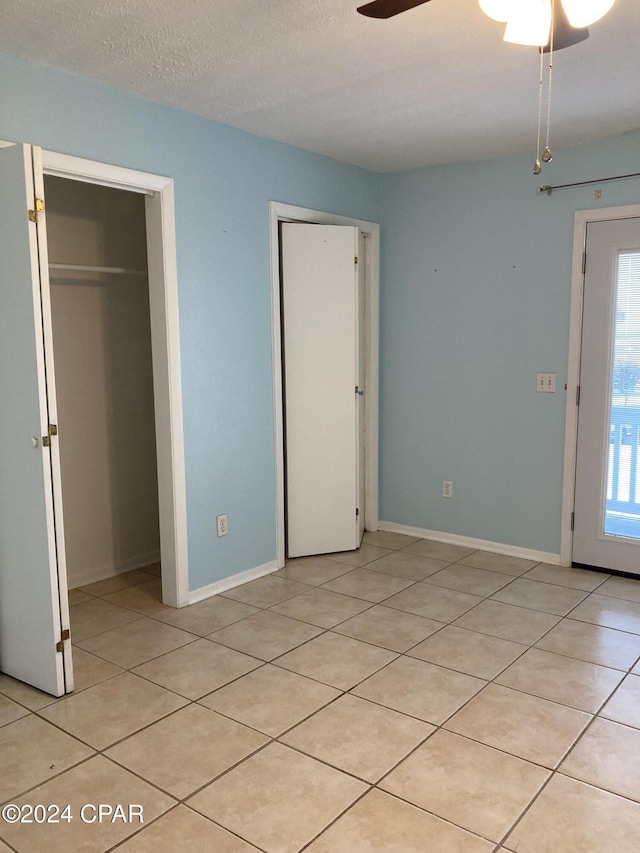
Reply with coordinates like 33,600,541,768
574,216,640,574
357,231,366,543
281,223,361,558
0,141,71,695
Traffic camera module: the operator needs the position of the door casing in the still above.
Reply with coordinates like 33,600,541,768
562,203,640,566
269,202,380,568
41,150,190,608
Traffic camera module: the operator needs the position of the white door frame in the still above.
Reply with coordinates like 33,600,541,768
561,203,640,566
41,150,189,607
269,202,380,567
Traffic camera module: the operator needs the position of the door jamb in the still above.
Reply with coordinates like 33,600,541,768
561,203,640,566
41,150,189,608
269,201,380,567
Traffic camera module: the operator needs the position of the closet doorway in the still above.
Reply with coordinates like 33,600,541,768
0,142,188,697
45,177,162,593
41,151,189,621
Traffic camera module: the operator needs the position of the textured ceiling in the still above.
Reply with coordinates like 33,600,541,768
1,0,639,171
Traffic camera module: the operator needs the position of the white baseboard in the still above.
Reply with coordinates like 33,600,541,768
185,526,563,608
68,549,161,589
188,560,280,605
378,521,563,566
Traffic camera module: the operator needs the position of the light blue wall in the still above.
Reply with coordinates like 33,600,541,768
379,130,640,554
4,51,639,572
0,53,380,591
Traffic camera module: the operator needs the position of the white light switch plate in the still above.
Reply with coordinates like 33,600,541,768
537,373,556,393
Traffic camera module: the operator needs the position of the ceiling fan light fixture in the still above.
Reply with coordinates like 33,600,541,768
503,0,552,46
356,0,618,176
477,0,515,23
560,0,616,28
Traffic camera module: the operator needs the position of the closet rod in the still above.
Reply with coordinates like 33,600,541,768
49,263,147,276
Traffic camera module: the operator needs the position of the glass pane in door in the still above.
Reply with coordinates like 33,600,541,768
605,250,640,538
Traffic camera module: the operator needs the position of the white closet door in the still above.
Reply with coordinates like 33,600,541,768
281,223,361,558
0,142,70,695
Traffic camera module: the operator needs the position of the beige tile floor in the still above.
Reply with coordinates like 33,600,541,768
2,537,640,851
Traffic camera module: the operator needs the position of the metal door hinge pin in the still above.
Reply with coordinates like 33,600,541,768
55,628,70,653
28,198,45,223
42,424,58,447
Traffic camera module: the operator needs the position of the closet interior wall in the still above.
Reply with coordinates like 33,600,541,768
45,177,160,589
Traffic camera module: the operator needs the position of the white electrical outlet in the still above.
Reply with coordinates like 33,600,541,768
536,373,556,393
216,513,228,537
442,480,453,498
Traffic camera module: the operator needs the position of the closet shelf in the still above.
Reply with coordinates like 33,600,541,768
49,263,147,276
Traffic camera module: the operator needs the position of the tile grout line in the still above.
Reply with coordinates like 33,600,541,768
295,784,375,852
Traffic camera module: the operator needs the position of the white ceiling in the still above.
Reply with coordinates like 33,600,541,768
2,0,639,172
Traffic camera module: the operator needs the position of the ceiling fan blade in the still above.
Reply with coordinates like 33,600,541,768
357,0,433,19
543,1,588,52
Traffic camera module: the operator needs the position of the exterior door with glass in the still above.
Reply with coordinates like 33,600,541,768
573,216,640,574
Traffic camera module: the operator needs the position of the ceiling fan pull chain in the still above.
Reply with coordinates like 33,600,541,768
542,0,555,163
533,45,545,174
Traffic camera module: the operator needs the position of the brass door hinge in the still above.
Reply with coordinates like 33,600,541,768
56,628,70,653
356,508,360,516
28,198,45,223
42,424,58,447
571,512,575,531
354,256,359,264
